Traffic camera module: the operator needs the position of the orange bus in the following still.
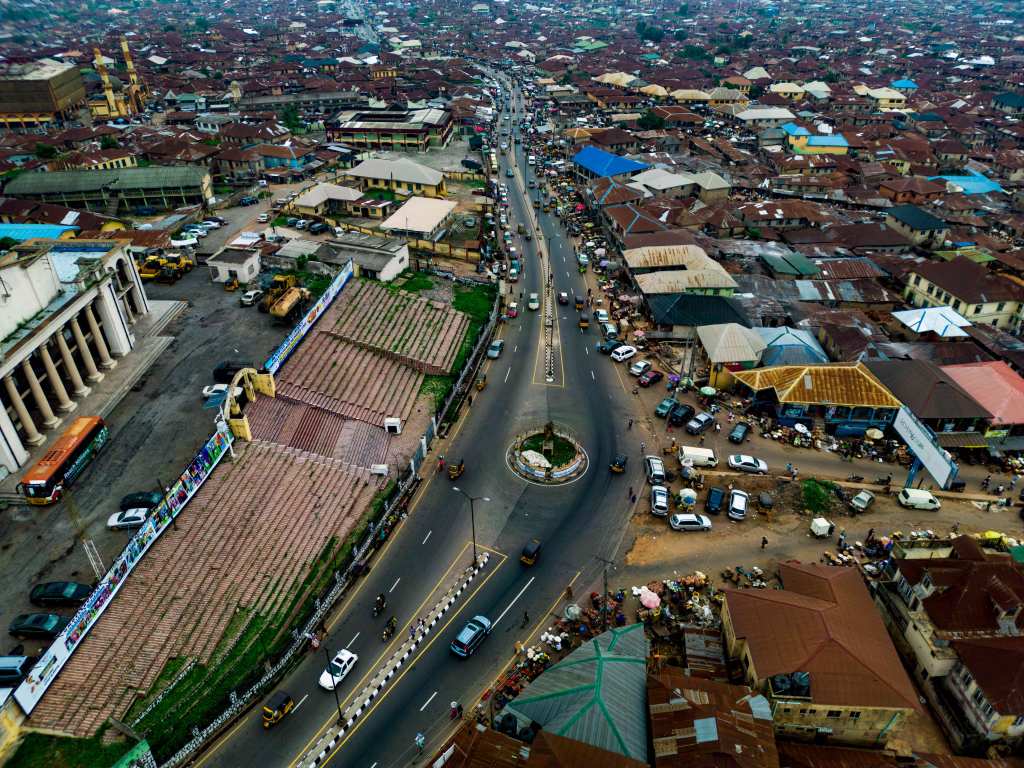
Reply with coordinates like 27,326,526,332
18,416,110,505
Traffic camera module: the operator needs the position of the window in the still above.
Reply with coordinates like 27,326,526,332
927,285,935,296
1014,715,1024,727
912,275,922,287
972,688,986,707
827,710,842,719
953,300,961,310
974,306,982,314
998,302,1006,312
849,711,861,719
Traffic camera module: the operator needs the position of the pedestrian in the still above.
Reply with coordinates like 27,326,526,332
952,521,960,534
468,395,473,407
628,486,634,497
628,418,633,430
714,422,721,433
631,494,637,504
521,610,530,628
982,474,991,490
415,732,426,753
640,441,646,453
761,536,768,550
866,527,875,543
838,529,846,549
786,462,793,475
410,625,416,641
699,434,705,446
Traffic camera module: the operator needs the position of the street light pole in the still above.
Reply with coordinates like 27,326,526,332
452,487,490,567
323,642,344,724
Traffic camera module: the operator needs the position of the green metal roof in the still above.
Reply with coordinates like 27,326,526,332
5,166,208,196
502,624,649,761
761,250,820,276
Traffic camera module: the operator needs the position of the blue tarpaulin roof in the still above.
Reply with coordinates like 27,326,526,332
0,224,78,242
572,146,648,178
928,168,1004,196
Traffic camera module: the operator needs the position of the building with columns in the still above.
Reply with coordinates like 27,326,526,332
0,238,149,475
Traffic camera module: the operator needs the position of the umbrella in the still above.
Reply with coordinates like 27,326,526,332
865,428,884,440
699,386,717,396
794,423,809,435
678,488,698,507
668,374,681,384
638,587,661,609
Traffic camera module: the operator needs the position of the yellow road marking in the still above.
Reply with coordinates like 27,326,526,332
318,557,506,766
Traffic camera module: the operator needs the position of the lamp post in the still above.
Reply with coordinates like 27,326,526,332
452,487,489,566
322,642,344,724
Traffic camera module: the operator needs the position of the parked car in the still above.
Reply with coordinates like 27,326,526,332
507,302,519,318
9,613,70,640
669,513,712,532
29,581,91,607
849,490,875,514
704,486,726,515
318,649,358,691
637,370,663,387
655,398,676,418
727,489,749,521
594,309,609,323
119,491,163,511
685,412,715,435
451,615,492,657
201,219,222,229
644,455,667,484
487,340,505,359
669,403,696,427
727,455,768,474
295,219,310,230
629,360,651,377
240,289,264,307
0,657,32,687
728,422,750,444
202,384,243,400
650,485,671,517
598,340,623,355
610,345,637,362
107,508,149,530
257,213,270,223
286,217,299,227
239,196,257,206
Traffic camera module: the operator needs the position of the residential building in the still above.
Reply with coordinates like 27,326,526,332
379,197,457,240
873,536,1024,750
345,158,446,199
625,244,738,296
885,205,949,248
572,146,649,182
879,177,946,205
0,239,149,473
903,256,1024,333
943,361,1024,452
734,107,796,129
327,232,408,282
723,562,919,746
326,108,453,151
0,60,86,129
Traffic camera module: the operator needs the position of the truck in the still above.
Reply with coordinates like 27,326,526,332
259,274,298,313
270,287,311,323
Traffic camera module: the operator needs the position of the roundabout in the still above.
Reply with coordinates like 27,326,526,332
506,421,589,485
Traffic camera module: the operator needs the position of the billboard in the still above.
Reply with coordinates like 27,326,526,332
893,406,958,489
14,421,235,714
264,261,353,375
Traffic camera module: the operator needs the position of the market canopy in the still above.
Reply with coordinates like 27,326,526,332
501,624,649,762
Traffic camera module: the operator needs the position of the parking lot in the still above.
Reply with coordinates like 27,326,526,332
0,266,287,657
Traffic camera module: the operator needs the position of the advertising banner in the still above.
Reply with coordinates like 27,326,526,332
264,261,352,375
893,406,958,489
14,421,235,714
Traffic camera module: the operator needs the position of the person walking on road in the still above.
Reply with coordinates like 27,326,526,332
628,418,633,430
415,733,426,753
761,536,768,550
640,441,646,454
521,610,530,628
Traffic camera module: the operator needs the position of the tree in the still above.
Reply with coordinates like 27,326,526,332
100,134,119,149
280,104,302,132
676,2,690,14
641,26,665,42
673,29,687,42
638,109,665,130
34,142,57,159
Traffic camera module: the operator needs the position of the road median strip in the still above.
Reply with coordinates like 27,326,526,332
301,553,492,767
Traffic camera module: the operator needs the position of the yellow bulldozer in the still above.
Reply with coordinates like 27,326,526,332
259,274,298,313
270,287,311,323
164,252,195,273
138,256,167,281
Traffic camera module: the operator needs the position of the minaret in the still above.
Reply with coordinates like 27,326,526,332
94,47,120,117
120,34,147,109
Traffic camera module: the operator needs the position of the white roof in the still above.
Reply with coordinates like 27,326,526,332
891,307,971,338
380,197,457,235
736,107,796,122
347,158,443,187
697,323,766,363
293,183,362,208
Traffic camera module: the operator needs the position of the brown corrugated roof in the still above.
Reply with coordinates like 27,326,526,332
780,741,1024,768
725,563,919,710
731,363,901,408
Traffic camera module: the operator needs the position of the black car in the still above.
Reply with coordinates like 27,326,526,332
685,412,715,435
239,196,257,206
704,486,726,515
30,581,91,607
120,491,164,512
598,340,623,354
728,422,751,444
9,613,70,640
668,402,695,427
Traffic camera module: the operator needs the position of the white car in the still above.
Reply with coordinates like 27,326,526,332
610,345,637,362
629,360,651,377
318,649,357,691
727,455,768,474
183,227,207,238
650,485,671,517
201,220,222,229
107,508,149,530
669,513,712,532
527,293,540,310
257,213,270,223
594,309,610,323
202,384,243,400
728,489,749,521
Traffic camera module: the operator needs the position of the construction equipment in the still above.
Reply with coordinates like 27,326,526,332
224,278,239,292
270,287,311,323
259,274,298,313
157,264,182,283
163,252,195,272
138,256,167,281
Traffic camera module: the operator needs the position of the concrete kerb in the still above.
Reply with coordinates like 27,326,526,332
303,552,491,767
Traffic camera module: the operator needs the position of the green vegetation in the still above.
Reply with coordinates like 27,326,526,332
638,109,666,130
272,215,290,227
450,283,496,375
280,104,302,132
420,374,453,409
802,479,837,515
6,726,133,768
390,270,434,294
521,433,577,467
34,142,57,159
100,134,119,150
363,188,396,201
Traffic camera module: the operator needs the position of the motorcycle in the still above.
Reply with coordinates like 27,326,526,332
381,618,397,642
874,475,893,486
373,596,386,618
847,474,864,483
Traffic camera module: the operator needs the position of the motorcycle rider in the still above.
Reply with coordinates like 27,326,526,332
375,593,386,614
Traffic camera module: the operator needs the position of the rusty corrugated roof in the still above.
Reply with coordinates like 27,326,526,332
731,363,900,408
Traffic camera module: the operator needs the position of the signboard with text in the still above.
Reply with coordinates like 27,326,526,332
893,406,958,489
14,421,235,714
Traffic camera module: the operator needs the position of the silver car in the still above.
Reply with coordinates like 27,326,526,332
727,455,768,474
650,485,671,517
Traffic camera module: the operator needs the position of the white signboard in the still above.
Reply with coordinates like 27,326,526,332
893,406,958,489
14,421,235,714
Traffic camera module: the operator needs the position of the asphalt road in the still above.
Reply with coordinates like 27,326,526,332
195,77,644,768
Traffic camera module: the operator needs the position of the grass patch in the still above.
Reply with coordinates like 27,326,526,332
802,479,837,515
272,216,290,227
123,655,188,723
452,283,495,324
465,179,486,189
392,271,434,293
420,374,454,409
521,433,578,467
6,726,133,768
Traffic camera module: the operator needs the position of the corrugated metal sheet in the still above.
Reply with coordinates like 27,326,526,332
731,363,901,408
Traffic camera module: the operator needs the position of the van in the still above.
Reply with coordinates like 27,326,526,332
0,656,32,687
600,322,618,340
897,488,941,511
644,455,666,485
678,446,719,468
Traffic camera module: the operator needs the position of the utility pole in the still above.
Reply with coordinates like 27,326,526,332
323,642,344,724
596,556,614,632
64,489,105,580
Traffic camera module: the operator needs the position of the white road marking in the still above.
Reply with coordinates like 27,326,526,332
591,370,596,380
585,346,589,354
422,530,432,545
504,366,512,383
293,693,309,712
389,577,401,593
494,576,536,627
345,631,360,649
566,271,570,278
513,345,518,353
420,691,438,711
